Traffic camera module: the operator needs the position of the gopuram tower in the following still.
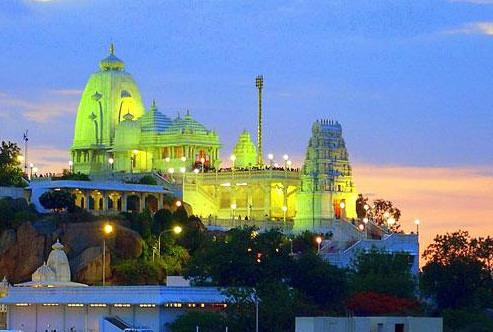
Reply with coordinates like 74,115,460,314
295,119,358,231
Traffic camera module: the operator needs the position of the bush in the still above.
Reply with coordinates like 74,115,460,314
112,259,163,285
138,175,157,185
442,308,493,332
346,292,420,316
39,190,75,212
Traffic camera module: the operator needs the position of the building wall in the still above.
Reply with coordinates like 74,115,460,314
295,316,443,332
7,305,191,332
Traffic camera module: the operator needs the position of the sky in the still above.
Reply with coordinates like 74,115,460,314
0,0,492,256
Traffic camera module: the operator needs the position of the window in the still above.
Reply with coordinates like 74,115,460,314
377,323,384,332
395,323,404,332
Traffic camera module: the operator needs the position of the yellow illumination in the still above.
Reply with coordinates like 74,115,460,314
315,236,322,244
132,149,138,155
103,223,113,235
175,200,182,207
230,154,236,161
173,225,183,234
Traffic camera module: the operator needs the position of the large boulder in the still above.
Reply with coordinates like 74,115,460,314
0,220,143,284
71,246,111,284
0,222,47,283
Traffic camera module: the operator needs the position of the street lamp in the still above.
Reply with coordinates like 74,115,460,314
267,153,274,169
102,223,113,286
230,154,236,170
414,219,420,234
315,236,322,254
168,167,175,182
157,225,183,260
231,203,237,223
281,205,287,223
283,154,289,161
68,160,73,173
176,200,182,207
108,158,114,171
29,163,34,179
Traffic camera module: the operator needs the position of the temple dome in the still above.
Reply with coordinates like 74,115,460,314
72,44,145,150
167,111,210,135
99,43,125,71
232,130,257,168
141,100,173,134
46,239,71,282
32,263,56,282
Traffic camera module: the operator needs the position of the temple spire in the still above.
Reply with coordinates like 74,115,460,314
109,43,115,55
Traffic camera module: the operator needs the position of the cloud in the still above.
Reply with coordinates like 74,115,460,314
0,91,77,123
48,89,82,97
445,22,493,36
353,163,493,264
28,145,70,173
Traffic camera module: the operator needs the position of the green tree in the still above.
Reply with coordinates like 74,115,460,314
112,259,162,285
168,311,226,332
185,227,292,287
38,190,75,212
0,141,26,187
367,199,401,231
350,248,416,299
421,230,493,311
290,250,349,313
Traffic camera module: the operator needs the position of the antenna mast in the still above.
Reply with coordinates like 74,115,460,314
256,75,264,166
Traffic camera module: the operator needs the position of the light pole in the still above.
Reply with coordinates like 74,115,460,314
157,225,183,259
102,223,113,286
316,236,322,254
414,219,420,235
68,160,73,173
108,157,114,171
339,201,346,219
180,166,186,196
168,167,175,182
282,205,287,223
231,203,237,225
29,163,34,180
267,153,274,169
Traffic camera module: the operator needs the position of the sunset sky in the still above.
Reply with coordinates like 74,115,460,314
0,0,492,255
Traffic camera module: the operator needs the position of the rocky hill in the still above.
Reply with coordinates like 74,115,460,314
0,220,143,284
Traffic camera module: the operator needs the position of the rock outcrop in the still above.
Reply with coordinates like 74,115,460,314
0,221,143,284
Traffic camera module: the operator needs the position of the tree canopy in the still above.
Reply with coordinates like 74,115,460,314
0,141,26,187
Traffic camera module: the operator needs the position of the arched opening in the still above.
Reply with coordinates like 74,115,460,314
145,195,158,213
88,196,95,210
127,194,141,212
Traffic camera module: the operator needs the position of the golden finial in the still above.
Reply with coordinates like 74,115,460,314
151,99,157,109
109,43,115,55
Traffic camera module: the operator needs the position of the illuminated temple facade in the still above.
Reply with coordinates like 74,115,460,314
69,45,358,227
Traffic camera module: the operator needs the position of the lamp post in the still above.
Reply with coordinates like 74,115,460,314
231,203,237,225
108,158,114,171
339,201,345,219
414,219,420,235
68,160,73,173
282,205,287,223
157,225,183,259
267,153,274,169
102,223,113,286
315,236,322,254
29,163,34,180
168,167,175,182
180,166,186,197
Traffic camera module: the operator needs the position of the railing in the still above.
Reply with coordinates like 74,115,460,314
205,218,294,232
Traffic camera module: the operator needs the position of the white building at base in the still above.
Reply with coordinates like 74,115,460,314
296,316,443,332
